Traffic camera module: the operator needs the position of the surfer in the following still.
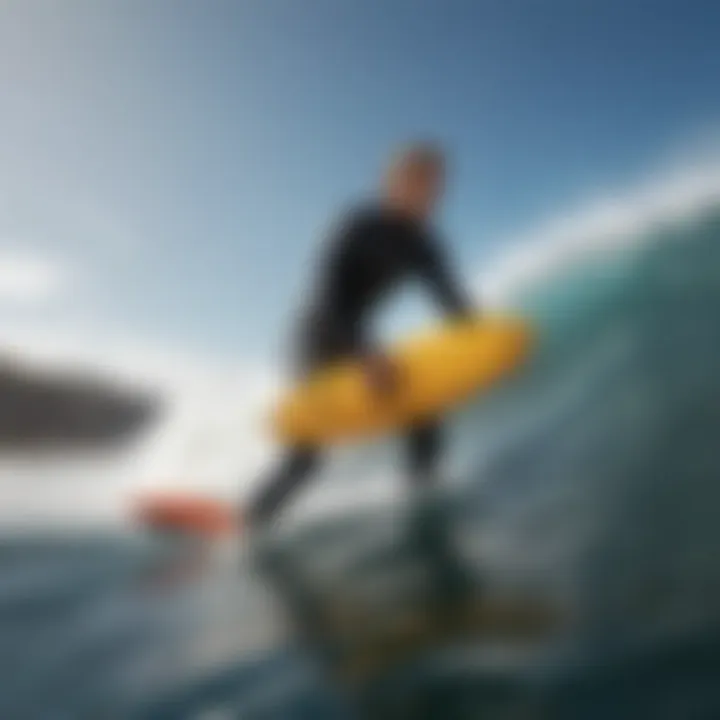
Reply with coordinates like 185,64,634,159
247,143,475,531
136,147,548,676
241,142,480,664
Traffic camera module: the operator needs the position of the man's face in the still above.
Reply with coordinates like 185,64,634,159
397,163,445,218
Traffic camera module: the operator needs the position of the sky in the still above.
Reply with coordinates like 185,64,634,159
1,0,720,369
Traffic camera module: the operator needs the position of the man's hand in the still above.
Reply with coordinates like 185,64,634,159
363,353,399,397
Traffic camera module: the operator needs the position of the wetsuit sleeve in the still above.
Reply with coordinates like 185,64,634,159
416,235,475,318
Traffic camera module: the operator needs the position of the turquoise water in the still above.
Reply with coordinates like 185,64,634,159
2,208,720,718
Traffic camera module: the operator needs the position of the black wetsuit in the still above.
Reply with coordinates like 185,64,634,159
249,205,474,525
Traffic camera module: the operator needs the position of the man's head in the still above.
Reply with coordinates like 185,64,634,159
384,142,446,220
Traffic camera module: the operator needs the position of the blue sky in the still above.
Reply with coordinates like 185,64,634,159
1,0,720,365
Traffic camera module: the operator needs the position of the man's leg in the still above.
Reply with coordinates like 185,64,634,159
247,445,320,529
246,446,333,650
405,418,444,559
405,419,471,612
405,418,443,488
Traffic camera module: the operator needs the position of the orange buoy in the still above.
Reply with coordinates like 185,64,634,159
134,492,238,538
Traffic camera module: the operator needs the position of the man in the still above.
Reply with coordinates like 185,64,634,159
247,143,475,533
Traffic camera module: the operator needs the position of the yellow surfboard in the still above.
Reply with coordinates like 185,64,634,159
272,315,533,445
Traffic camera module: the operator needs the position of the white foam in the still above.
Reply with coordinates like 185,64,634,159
480,159,720,304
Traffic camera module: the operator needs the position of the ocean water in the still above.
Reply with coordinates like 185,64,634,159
2,200,720,718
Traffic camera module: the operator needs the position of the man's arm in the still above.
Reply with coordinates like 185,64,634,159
416,235,476,318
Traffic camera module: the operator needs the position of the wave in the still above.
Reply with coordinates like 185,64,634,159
2,160,720,717
4,158,720,525
147,168,720,715
143,156,720,506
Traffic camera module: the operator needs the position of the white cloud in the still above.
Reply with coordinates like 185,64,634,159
0,251,66,304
